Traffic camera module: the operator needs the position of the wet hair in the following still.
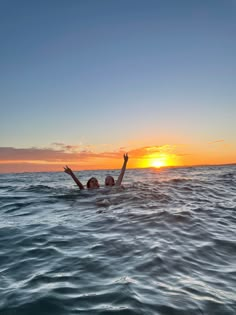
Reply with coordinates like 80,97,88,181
105,175,115,186
86,177,98,189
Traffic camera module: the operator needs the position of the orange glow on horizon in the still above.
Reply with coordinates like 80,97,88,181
137,153,182,168
0,142,235,173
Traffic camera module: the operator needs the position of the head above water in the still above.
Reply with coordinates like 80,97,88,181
105,175,115,186
87,177,100,189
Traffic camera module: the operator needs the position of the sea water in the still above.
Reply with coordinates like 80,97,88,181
0,166,236,315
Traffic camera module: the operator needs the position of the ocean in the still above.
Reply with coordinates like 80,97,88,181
0,165,236,315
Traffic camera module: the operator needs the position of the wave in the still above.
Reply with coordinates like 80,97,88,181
0,166,236,314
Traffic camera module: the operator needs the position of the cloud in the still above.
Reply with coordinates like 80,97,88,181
0,143,188,162
0,144,187,173
0,147,73,161
0,145,128,173
128,145,178,158
51,142,97,153
0,146,126,163
208,140,225,145
51,142,65,146
51,142,81,152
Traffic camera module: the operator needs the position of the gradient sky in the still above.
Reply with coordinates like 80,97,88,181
1,0,236,173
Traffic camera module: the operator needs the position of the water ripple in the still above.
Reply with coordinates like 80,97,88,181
0,166,236,314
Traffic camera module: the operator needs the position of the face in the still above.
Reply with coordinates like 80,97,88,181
87,177,100,189
105,176,115,186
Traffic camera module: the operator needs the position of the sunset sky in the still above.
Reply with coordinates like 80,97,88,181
1,0,236,173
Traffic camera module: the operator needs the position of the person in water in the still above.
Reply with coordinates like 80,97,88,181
64,153,128,190
105,153,128,186
63,167,100,190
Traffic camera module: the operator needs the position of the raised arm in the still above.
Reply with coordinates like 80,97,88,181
64,166,84,190
116,153,128,186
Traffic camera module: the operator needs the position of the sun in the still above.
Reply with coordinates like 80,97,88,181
137,151,181,169
150,158,166,168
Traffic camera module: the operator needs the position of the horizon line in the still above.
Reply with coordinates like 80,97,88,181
0,162,235,175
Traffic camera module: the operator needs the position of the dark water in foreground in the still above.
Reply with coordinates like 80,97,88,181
0,166,236,315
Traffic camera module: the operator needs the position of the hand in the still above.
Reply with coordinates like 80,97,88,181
124,153,128,163
64,165,73,175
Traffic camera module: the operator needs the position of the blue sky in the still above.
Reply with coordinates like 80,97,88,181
1,0,236,171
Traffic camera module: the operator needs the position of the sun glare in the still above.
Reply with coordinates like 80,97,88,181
150,159,166,168
138,152,181,169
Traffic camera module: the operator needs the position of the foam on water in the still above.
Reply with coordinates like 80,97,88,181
0,166,236,314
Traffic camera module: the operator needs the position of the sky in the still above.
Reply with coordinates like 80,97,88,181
1,0,236,173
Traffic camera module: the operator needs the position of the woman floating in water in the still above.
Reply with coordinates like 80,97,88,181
64,154,128,190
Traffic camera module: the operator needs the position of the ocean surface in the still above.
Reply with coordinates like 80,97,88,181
0,166,236,315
